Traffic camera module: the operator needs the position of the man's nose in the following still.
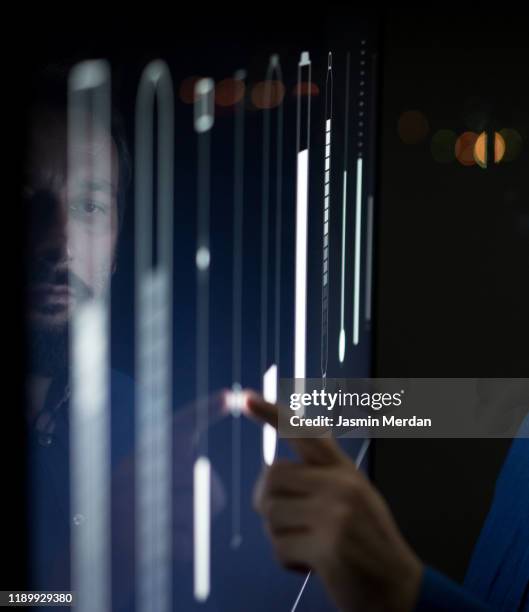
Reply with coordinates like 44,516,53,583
28,189,72,264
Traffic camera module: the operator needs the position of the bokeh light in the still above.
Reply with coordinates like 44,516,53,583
499,128,523,162
495,132,506,163
455,131,479,166
397,110,429,144
251,80,285,109
179,76,203,104
430,129,457,163
474,131,506,168
215,78,245,107
292,82,320,97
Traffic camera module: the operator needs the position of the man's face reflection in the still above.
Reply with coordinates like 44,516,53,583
26,110,119,373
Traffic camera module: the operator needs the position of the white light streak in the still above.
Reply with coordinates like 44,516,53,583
339,327,346,365
339,51,351,364
68,60,111,612
295,51,311,399
69,60,108,90
353,157,363,346
290,571,312,612
193,77,214,601
225,385,246,417
196,246,210,270
194,456,211,602
295,149,308,380
339,170,347,364
321,52,332,381
194,78,214,133
231,69,246,549
355,438,371,468
70,301,110,612
263,364,278,465
134,60,174,612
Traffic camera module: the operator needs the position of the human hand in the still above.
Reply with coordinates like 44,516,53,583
245,391,423,612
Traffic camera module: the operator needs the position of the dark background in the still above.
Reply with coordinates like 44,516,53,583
373,13,529,582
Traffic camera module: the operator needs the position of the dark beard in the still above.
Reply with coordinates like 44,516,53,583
26,264,93,377
27,322,69,377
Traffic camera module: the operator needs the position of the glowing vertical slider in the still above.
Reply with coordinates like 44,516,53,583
260,53,285,382
295,150,308,379
321,52,332,381
68,60,111,612
263,364,278,465
195,78,214,133
339,169,347,363
194,456,211,602
295,51,311,386
339,52,351,364
365,53,378,327
353,157,363,346
134,59,174,612
230,69,246,550
260,53,284,465
193,77,214,603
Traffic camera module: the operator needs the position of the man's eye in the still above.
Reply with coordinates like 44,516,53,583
83,201,98,213
71,200,107,215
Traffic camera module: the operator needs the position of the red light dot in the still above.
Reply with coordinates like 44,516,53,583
215,78,245,107
455,132,479,166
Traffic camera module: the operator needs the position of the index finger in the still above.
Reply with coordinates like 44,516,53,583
244,391,350,467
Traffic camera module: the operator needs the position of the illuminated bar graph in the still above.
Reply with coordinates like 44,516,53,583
68,60,112,612
134,60,175,612
193,77,215,603
295,51,311,389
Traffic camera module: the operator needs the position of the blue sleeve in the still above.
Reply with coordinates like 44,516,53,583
414,567,492,611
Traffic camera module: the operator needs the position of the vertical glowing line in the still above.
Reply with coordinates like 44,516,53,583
195,78,214,446
261,54,284,376
355,438,371,468
339,52,351,364
262,364,278,465
230,380,242,550
295,149,308,380
295,52,311,387
194,457,211,602
232,70,245,386
68,60,111,612
231,69,246,550
321,52,332,381
273,59,284,372
135,60,174,612
365,52,378,326
260,76,271,379
193,78,214,602
353,157,363,346
339,170,347,363
261,55,284,464
290,571,312,612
